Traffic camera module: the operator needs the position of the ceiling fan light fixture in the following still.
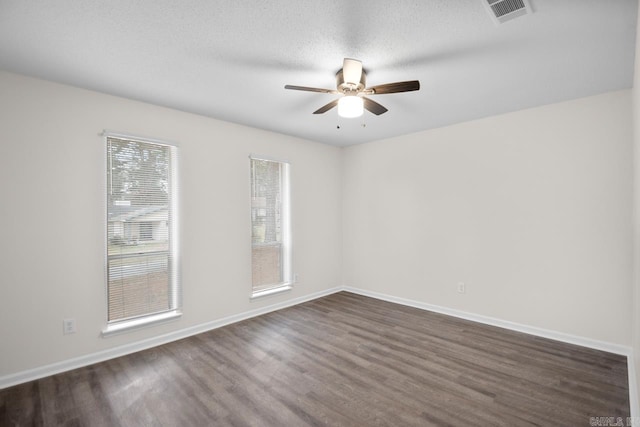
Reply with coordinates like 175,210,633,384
338,96,363,118
284,58,420,117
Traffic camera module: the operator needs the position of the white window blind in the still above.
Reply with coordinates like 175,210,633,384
250,157,291,297
106,135,180,327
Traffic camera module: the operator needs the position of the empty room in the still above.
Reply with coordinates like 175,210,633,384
2,0,640,425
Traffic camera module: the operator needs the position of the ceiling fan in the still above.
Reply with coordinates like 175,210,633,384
284,58,420,118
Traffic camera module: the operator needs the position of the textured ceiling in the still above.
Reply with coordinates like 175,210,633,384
0,0,637,146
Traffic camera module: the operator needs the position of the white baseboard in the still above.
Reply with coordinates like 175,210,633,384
0,286,342,389
3,283,638,418
343,286,632,356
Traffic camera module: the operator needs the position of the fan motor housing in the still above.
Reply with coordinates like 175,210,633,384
336,69,366,93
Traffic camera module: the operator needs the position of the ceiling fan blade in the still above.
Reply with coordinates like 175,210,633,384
367,80,420,95
313,99,340,114
363,97,388,115
343,58,363,86
284,85,337,94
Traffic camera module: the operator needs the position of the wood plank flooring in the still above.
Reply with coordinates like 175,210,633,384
0,292,630,426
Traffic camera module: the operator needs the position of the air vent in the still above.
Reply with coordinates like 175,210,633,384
484,0,532,24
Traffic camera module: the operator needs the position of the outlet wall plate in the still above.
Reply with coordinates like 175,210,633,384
63,318,76,335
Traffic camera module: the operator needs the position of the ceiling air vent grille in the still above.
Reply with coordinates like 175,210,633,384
484,0,532,24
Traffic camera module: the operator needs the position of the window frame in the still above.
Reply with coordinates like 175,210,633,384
249,154,292,299
102,131,181,336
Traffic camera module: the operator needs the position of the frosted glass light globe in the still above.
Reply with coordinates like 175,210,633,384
338,96,363,118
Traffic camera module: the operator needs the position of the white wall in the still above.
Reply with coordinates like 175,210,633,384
343,90,633,345
632,2,640,407
0,71,343,377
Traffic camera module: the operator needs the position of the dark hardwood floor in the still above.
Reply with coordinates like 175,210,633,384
0,292,630,426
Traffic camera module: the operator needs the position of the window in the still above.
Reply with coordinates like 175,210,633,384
104,133,180,334
250,156,292,298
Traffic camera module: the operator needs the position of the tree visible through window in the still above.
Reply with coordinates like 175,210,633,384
106,136,179,325
250,157,291,296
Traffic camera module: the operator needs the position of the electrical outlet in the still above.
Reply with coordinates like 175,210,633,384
457,282,466,294
63,318,76,335
293,273,299,283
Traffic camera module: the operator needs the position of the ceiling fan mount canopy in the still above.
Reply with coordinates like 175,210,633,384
284,58,420,117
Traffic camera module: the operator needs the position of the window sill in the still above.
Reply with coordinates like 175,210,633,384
250,284,292,300
102,310,182,337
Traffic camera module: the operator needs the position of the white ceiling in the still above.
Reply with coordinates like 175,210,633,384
0,1,637,146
